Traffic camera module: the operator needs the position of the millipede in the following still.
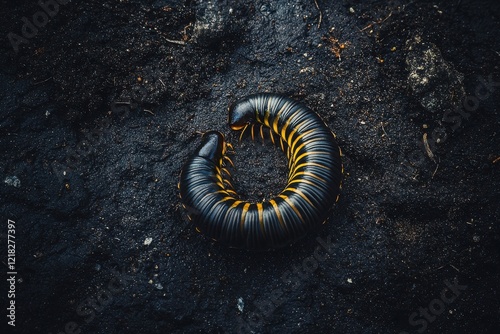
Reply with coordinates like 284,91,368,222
178,93,343,250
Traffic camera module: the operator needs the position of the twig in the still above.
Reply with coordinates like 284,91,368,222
359,12,392,33
164,37,186,46
423,133,435,162
34,77,53,85
144,109,155,116
380,11,392,24
359,23,373,32
380,122,390,140
432,163,439,178
159,78,166,88
313,0,323,29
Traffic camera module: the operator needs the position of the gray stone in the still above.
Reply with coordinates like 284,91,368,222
406,36,465,113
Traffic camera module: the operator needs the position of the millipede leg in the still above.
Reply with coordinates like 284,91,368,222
269,129,276,145
226,142,235,153
239,125,249,142
259,124,265,144
224,155,235,167
222,167,231,177
226,188,238,197
279,137,285,152
223,178,234,188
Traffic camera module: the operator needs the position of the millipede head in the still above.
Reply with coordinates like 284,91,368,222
228,98,255,130
197,131,226,162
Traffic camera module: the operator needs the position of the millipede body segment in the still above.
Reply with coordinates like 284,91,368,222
178,93,342,250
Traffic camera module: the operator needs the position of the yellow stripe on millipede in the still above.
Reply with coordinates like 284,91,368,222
240,203,250,233
293,161,329,171
219,196,235,202
230,200,242,208
294,150,330,164
269,199,286,231
280,106,302,140
286,178,317,188
280,121,291,141
290,128,315,152
272,103,288,134
263,110,271,127
257,202,264,235
292,138,325,161
290,171,326,182
286,127,298,146
286,119,309,147
279,195,305,224
272,115,280,134
284,187,316,208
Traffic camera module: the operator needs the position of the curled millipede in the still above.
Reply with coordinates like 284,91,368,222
178,93,343,250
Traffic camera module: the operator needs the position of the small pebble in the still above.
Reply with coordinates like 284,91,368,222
237,297,244,312
4,176,21,188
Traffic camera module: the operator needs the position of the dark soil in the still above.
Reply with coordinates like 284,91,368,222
1,0,499,333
